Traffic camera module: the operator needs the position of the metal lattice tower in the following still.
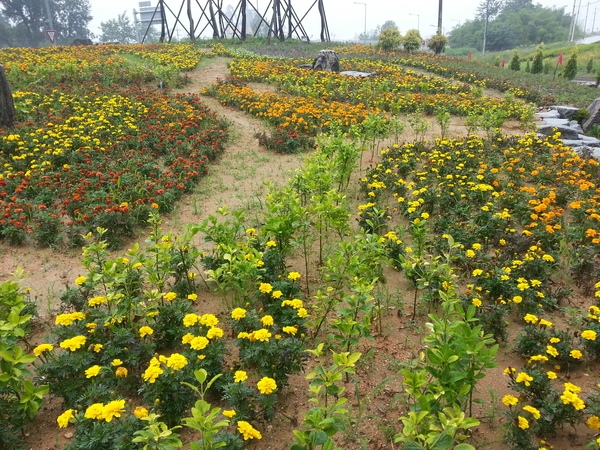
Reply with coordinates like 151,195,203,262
140,0,329,43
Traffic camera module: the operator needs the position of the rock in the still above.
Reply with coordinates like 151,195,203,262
0,64,15,128
312,50,340,72
340,70,376,78
583,97,600,132
536,110,561,119
550,105,579,119
540,118,570,127
569,121,584,134
537,124,581,140
579,134,600,145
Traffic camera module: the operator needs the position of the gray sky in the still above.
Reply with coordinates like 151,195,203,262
90,0,580,41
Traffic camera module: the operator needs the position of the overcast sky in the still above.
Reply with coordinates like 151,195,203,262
89,0,581,41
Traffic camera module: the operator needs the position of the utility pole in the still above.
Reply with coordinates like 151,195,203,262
483,0,489,55
585,2,590,34
593,7,597,34
437,0,443,35
570,0,577,41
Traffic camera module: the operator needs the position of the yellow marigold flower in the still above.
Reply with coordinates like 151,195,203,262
183,314,199,327
259,283,273,293
134,406,149,419
33,343,53,357
512,296,523,304
528,354,548,363
472,298,482,307
523,405,540,419
234,370,248,382
200,314,219,327
546,371,557,379
472,269,483,277
550,337,561,343
524,314,539,324
237,332,250,339
502,395,519,406
187,293,198,301
588,416,600,430
465,249,476,258
266,240,277,247
85,365,102,378
288,272,301,280
163,292,177,301
539,319,553,327
88,295,108,306
84,403,104,420
59,335,87,352
515,372,534,386
297,308,308,318
207,327,224,339
231,308,247,320
542,254,555,262
582,330,597,341
111,359,123,367
102,399,126,422
139,326,154,338
282,326,298,335
517,416,529,430
57,409,77,428
223,409,236,418
147,311,159,318
132,262,143,269
190,336,209,350
503,367,516,375
570,349,583,359
115,367,128,377
142,365,163,383
564,382,582,394
75,276,87,285
92,343,103,353
546,345,559,358
257,377,277,394
261,315,274,326
237,420,262,440
245,228,256,234
253,328,272,342
166,353,188,370
182,333,194,344
271,290,283,299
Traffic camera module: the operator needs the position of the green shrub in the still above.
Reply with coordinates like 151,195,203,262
403,29,423,53
563,51,578,80
427,33,448,55
531,46,544,74
376,27,402,52
510,50,520,71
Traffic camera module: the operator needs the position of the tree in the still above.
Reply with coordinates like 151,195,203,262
531,45,544,74
381,20,397,31
99,12,138,43
377,26,402,52
403,29,422,53
449,2,573,51
509,50,520,71
427,33,448,54
0,0,91,47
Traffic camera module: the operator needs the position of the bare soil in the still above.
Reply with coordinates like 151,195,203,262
8,57,596,449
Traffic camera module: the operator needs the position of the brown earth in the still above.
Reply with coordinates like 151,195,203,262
6,56,596,449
